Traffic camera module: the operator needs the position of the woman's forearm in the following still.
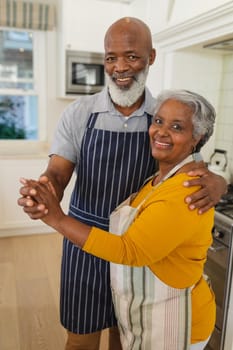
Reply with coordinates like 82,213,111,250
44,212,92,247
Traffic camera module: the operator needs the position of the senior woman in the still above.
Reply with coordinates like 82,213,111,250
25,90,216,350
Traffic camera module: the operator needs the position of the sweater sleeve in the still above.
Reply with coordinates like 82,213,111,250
83,175,213,267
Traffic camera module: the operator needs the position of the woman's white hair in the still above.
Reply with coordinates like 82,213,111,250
154,89,216,151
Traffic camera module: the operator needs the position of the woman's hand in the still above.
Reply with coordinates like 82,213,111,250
183,167,227,214
18,177,49,219
25,178,91,247
23,178,65,229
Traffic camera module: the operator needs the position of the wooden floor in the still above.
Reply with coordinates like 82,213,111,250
0,232,108,350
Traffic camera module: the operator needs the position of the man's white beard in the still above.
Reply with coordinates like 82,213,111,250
106,65,149,107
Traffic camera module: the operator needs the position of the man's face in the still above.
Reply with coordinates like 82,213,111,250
104,27,153,106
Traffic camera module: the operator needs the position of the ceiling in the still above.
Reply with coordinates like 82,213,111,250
97,0,136,3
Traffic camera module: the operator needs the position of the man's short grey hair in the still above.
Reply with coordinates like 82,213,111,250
154,89,216,151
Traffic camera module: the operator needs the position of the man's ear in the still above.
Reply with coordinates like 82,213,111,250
149,48,156,65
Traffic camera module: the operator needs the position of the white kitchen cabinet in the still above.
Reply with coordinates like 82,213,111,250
0,158,74,237
56,0,138,98
0,158,49,237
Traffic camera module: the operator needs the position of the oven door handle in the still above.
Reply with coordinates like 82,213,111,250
209,244,226,252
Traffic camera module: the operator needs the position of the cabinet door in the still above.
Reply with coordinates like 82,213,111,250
0,158,76,237
0,159,49,236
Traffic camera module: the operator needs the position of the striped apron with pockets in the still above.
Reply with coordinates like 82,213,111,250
60,112,156,333
109,156,194,349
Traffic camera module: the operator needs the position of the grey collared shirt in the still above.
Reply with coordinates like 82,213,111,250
50,86,156,165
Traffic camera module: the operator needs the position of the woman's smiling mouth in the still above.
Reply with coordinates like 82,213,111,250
153,140,172,149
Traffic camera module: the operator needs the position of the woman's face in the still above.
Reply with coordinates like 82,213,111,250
149,99,200,166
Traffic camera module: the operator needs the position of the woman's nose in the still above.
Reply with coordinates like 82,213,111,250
157,125,169,135
151,123,169,136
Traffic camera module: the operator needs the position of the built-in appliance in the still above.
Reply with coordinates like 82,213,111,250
208,149,231,185
66,50,105,95
205,186,233,349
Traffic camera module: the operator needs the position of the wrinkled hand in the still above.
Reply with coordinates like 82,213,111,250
17,176,56,220
183,167,227,214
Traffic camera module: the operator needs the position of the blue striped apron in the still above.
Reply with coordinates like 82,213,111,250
60,112,156,334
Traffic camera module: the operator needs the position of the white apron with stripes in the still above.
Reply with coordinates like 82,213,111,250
109,156,195,350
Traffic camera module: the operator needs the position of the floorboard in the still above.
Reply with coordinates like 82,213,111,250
0,233,108,350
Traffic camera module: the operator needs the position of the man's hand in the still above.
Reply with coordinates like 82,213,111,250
17,176,55,219
25,179,65,228
183,167,227,214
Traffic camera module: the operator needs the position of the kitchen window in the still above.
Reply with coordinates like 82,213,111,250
0,28,47,152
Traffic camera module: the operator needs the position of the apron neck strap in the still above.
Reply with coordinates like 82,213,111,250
136,153,201,209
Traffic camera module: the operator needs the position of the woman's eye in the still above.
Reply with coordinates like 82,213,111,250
172,124,182,131
153,118,162,125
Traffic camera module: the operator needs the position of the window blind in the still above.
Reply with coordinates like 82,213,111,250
0,0,56,30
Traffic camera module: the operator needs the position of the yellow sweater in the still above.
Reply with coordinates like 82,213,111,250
83,173,216,343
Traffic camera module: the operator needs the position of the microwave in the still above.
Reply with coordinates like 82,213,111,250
66,50,105,95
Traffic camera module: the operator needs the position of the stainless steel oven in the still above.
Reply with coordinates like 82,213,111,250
204,191,233,350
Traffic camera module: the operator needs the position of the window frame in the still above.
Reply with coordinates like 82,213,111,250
0,27,47,156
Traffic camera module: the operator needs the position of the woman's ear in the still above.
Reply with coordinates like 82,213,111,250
193,135,203,152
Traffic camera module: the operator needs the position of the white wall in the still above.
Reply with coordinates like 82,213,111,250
160,48,233,174
160,49,224,162
216,54,233,179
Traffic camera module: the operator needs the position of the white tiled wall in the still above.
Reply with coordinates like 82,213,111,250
216,54,233,181
160,49,223,163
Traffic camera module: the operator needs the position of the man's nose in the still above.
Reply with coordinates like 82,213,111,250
114,58,129,72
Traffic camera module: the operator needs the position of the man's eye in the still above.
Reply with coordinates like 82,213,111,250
128,55,137,61
105,57,116,63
